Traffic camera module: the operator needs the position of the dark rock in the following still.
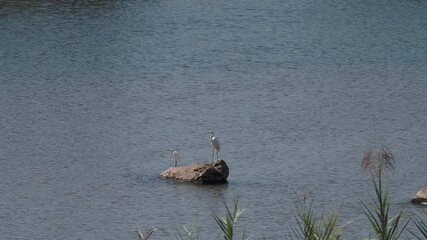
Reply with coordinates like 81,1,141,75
160,159,229,184
411,187,427,205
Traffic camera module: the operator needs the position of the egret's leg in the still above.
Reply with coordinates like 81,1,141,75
212,149,214,162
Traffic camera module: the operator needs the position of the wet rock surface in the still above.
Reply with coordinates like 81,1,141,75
160,159,229,184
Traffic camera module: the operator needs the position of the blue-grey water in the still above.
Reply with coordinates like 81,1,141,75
1,0,426,239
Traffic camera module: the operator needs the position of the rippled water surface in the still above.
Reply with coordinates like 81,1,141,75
1,0,426,239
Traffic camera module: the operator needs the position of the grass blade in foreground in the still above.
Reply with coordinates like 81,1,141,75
211,196,248,240
360,147,410,240
292,194,343,240
176,218,199,240
409,216,427,239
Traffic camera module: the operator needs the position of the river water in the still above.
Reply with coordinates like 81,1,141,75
1,0,426,239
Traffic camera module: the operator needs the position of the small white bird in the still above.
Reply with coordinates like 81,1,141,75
209,130,220,162
169,149,181,167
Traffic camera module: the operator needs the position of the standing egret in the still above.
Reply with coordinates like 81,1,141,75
169,149,181,167
209,130,220,162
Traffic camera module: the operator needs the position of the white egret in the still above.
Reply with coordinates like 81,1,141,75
169,149,181,167
209,130,220,162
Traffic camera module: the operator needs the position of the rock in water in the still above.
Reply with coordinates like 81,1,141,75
411,187,427,205
160,159,229,184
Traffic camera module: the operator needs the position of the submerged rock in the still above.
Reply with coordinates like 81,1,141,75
411,187,427,205
160,159,229,184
